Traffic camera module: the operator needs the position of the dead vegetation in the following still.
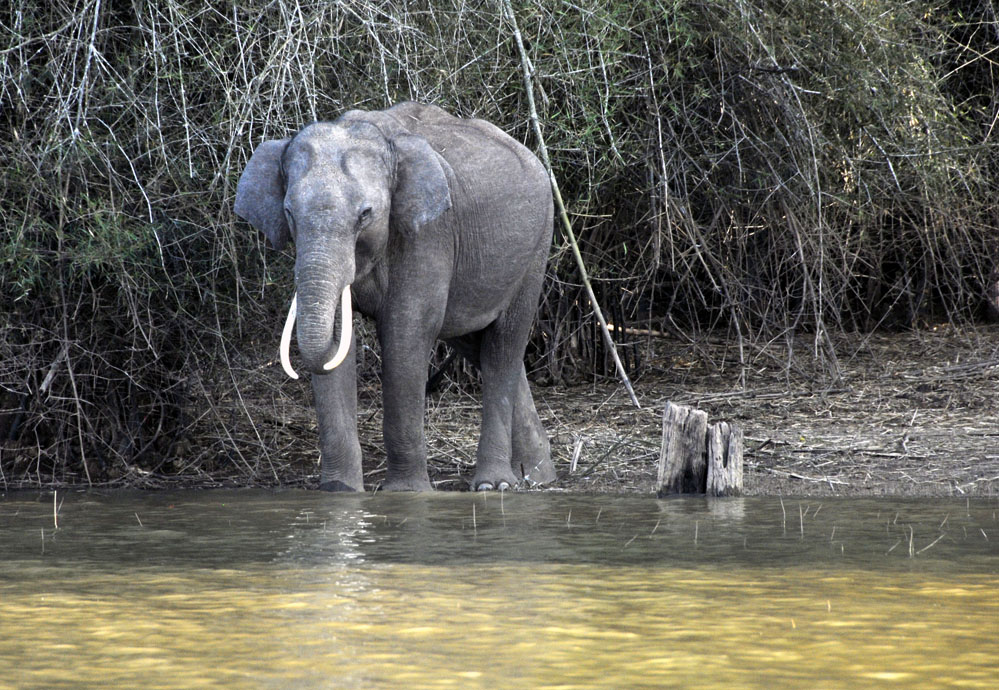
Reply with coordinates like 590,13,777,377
1,1,998,489
537,327,999,497
5,326,996,497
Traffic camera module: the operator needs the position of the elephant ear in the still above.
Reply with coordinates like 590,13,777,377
235,138,290,250
390,133,452,237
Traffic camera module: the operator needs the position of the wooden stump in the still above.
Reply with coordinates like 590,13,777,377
706,421,743,497
657,403,708,495
657,402,743,497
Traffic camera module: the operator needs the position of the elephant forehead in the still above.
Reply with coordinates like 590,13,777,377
290,123,384,161
286,126,388,186
287,177,348,211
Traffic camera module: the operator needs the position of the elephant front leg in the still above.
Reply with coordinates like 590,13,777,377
379,331,435,491
311,335,363,491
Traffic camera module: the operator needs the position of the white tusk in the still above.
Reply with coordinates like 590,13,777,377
323,285,353,371
280,293,300,380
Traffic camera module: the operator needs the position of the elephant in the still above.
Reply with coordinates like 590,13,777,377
235,102,556,492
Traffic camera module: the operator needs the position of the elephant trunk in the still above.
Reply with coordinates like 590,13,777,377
280,285,353,379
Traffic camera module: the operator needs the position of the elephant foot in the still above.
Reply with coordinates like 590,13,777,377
514,455,556,486
380,474,433,492
474,480,513,492
472,466,520,492
319,479,361,492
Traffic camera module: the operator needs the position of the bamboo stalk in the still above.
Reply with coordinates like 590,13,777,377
501,0,640,409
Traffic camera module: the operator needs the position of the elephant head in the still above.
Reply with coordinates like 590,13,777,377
234,115,452,378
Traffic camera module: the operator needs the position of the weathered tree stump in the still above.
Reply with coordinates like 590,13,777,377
657,403,708,495
706,421,743,497
657,402,743,497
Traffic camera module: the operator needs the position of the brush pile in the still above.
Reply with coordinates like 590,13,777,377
1,0,996,486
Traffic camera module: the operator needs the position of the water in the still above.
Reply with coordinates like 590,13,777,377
1,491,996,689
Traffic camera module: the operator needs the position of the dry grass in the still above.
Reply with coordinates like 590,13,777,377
6,327,996,497
544,326,999,497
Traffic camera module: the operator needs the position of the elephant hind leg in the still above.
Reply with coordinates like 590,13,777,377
511,367,555,485
446,335,554,489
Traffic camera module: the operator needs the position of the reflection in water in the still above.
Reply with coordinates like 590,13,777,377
0,492,996,689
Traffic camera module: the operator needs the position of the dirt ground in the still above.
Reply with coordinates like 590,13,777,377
5,327,996,497
415,326,999,497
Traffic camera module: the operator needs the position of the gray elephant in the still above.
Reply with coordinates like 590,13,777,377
235,102,555,492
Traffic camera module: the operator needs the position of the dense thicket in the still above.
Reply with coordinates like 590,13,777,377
2,0,996,485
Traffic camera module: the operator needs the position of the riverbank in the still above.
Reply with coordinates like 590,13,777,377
3,328,996,496
538,327,999,497
414,326,998,497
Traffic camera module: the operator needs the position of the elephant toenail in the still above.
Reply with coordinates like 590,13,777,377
477,482,494,492
497,481,510,491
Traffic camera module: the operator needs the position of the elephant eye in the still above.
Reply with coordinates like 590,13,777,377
357,207,372,228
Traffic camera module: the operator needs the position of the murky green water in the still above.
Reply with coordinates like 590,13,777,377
1,491,996,689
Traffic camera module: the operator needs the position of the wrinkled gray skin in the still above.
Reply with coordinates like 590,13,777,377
235,102,555,491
